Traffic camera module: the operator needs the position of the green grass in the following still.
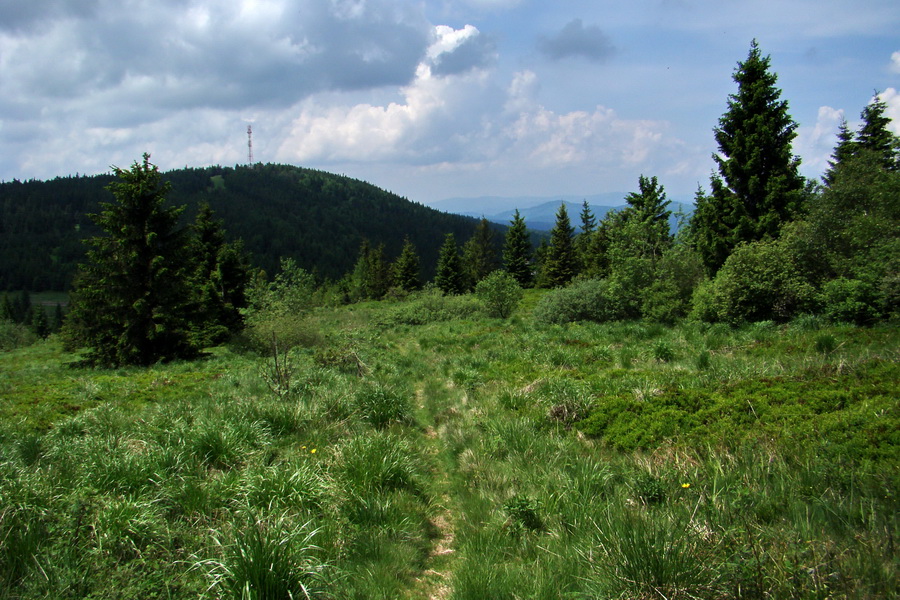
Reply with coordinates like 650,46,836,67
0,300,897,599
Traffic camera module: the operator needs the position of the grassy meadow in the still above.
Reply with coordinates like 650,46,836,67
1,289,897,599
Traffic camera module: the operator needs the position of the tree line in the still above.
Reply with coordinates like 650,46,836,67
7,41,896,365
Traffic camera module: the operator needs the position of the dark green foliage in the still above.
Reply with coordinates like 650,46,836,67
29,305,50,339
350,240,393,301
0,164,487,292
825,95,900,185
64,154,199,366
819,277,879,325
823,118,857,186
621,175,672,255
798,149,900,319
857,95,900,171
434,233,466,295
690,238,816,324
602,176,676,319
392,237,422,293
502,210,533,287
474,270,523,318
691,41,806,274
462,218,500,289
189,203,251,345
542,203,578,287
578,199,596,235
640,244,705,323
503,495,543,532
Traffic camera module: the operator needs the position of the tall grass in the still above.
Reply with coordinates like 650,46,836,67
0,303,896,599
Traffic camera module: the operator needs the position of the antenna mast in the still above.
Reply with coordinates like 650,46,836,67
247,125,254,164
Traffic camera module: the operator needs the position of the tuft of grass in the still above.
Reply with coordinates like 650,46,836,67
204,514,326,600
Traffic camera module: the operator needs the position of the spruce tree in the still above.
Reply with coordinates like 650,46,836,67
30,305,50,339
64,154,198,366
435,233,466,295
622,175,672,259
393,237,422,293
189,203,250,344
543,203,578,287
502,209,533,287
856,95,899,171
824,119,857,186
691,40,806,274
462,218,499,289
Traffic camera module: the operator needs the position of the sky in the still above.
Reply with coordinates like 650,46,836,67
1,0,899,208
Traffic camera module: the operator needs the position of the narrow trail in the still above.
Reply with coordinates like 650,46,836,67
407,380,466,600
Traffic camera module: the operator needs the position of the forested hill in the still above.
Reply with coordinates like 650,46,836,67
0,163,495,291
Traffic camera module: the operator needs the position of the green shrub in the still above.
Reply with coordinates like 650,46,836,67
503,495,544,532
475,271,523,319
819,277,880,325
0,320,37,351
533,278,624,324
691,239,817,324
380,289,482,326
652,340,676,362
240,314,323,355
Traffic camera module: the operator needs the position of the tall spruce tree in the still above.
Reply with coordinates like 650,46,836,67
435,233,466,294
543,203,578,287
856,95,899,171
64,154,198,366
691,40,805,274
502,209,533,287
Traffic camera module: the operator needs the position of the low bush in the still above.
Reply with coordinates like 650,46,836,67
691,239,817,324
532,278,624,324
379,289,482,326
819,277,880,325
475,271,523,319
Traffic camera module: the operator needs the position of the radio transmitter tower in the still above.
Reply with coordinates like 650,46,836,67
247,125,254,164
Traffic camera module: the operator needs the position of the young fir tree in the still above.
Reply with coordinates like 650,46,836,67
823,119,857,186
64,154,198,366
690,40,806,275
189,203,250,344
621,175,672,259
435,233,466,295
30,305,50,339
502,209,533,288
462,218,499,289
393,237,422,293
543,203,578,287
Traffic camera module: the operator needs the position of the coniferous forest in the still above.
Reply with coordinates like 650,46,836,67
0,42,898,600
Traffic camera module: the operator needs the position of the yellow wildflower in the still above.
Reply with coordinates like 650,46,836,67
682,483,691,489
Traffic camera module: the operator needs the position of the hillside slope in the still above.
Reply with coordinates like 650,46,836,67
0,163,497,290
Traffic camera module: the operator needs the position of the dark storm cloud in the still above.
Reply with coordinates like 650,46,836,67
0,0,432,122
538,18,615,62
431,31,496,76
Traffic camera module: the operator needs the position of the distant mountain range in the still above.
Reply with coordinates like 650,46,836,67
432,194,694,232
